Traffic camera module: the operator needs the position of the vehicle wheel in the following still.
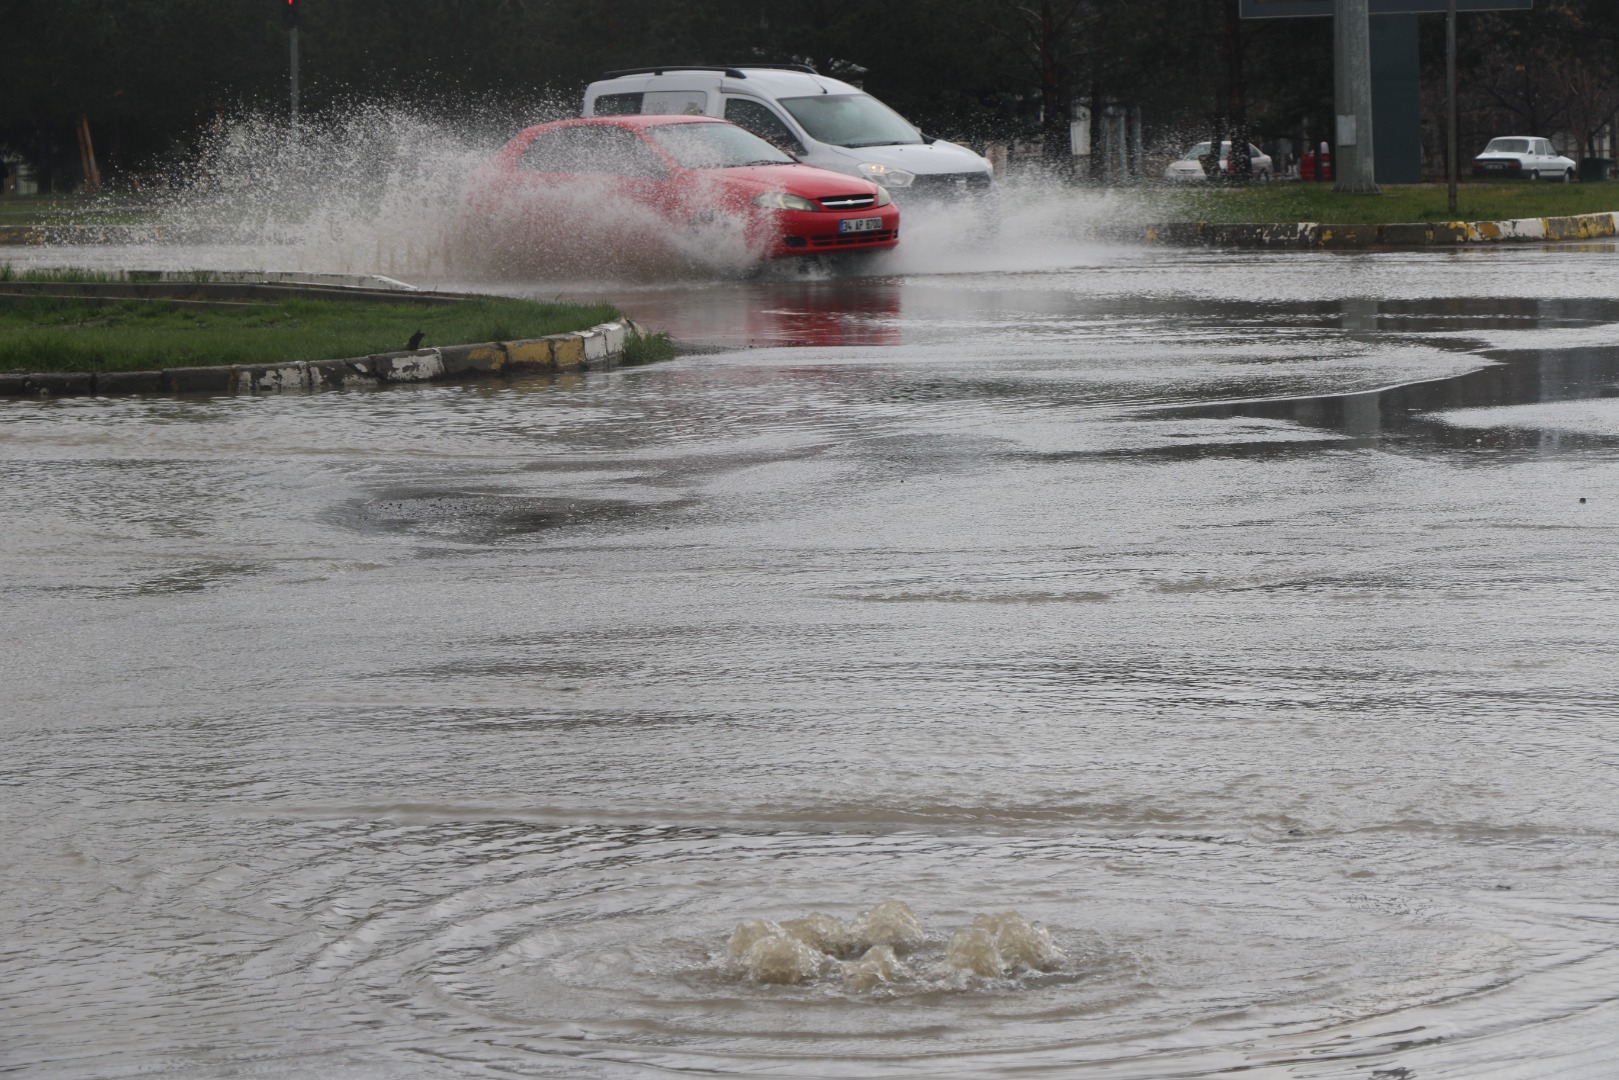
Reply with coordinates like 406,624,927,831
1529,170,1539,181
1256,168,1270,183
1564,168,1575,184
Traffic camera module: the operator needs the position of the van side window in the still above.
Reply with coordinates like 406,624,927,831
519,126,666,178
643,90,708,116
724,98,804,155
593,93,643,116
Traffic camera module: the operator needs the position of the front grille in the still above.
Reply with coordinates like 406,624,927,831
818,193,877,210
809,229,896,247
906,172,993,196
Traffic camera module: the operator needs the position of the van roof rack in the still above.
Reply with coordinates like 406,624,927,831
600,63,818,80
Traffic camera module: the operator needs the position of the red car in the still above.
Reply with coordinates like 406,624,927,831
469,116,899,268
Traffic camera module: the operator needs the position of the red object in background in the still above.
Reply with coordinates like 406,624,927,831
1318,151,1333,181
477,116,899,261
1300,152,1316,181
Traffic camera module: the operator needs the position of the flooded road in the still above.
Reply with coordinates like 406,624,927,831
5,242,1619,1078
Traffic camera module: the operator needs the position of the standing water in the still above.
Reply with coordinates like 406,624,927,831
4,111,1619,1078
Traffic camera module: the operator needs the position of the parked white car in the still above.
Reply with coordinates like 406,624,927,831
1471,137,1576,182
1163,141,1273,182
582,65,996,204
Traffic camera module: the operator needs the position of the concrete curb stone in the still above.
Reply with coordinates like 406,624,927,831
0,318,645,399
1135,210,1619,250
96,370,164,394
161,366,236,394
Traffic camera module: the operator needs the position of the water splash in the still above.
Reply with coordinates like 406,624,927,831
727,901,1066,993
53,104,1157,286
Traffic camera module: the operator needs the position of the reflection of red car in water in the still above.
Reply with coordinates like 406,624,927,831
472,116,899,265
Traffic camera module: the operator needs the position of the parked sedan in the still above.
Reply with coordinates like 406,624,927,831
466,116,899,268
1471,137,1577,182
1163,141,1273,182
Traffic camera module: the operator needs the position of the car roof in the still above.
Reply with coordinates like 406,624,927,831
587,67,863,100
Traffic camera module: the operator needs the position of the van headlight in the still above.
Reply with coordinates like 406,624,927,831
858,162,915,188
873,186,892,207
752,191,819,211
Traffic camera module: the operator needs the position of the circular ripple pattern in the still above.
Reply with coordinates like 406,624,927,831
178,818,1610,1078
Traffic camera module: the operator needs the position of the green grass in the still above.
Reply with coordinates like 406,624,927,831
0,192,160,227
1155,181,1619,225
0,295,622,373
622,330,675,366
0,265,123,283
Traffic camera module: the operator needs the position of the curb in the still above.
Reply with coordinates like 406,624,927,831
1134,211,1619,250
0,319,648,399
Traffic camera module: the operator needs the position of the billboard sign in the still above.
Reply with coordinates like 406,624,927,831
1241,0,1531,15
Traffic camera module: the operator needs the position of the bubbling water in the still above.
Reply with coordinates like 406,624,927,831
727,901,1067,994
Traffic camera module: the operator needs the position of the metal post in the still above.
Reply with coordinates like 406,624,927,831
289,26,300,127
1103,108,1114,185
1447,0,1458,214
1333,0,1379,193
1131,106,1144,180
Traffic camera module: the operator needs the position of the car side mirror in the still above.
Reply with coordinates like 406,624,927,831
922,134,937,145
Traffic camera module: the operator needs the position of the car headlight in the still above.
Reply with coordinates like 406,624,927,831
752,191,819,212
873,186,892,207
858,162,915,188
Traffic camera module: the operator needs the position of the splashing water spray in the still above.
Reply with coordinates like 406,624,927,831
50,103,1169,287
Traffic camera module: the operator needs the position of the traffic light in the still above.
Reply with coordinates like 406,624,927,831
282,0,299,30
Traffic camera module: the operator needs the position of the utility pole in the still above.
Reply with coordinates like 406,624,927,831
1447,0,1459,214
1333,0,1379,193
284,0,301,127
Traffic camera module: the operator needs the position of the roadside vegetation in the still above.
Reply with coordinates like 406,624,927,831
1157,181,1619,226
0,291,655,373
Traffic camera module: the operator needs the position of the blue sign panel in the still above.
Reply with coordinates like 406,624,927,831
1241,0,1531,16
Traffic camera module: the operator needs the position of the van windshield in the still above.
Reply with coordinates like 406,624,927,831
778,94,923,148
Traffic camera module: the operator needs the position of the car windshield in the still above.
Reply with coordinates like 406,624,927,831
778,94,923,148
1184,142,1236,158
644,122,793,169
1485,138,1531,154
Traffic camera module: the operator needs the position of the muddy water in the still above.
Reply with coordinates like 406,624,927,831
4,244,1619,1078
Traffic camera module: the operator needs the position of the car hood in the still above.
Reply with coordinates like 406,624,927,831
817,140,991,177
700,163,885,198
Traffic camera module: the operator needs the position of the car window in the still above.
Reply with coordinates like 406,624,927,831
724,98,805,155
778,93,923,148
643,90,708,116
1485,138,1530,154
644,122,793,169
519,125,667,178
1186,142,1212,158
593,93,642,116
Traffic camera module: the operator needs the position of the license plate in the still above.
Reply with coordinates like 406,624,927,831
838,217,883,234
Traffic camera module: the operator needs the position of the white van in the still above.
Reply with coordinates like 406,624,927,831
582,65,995,203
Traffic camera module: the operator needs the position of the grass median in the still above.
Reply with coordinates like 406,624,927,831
1157,181,1619,226
1,289,671,374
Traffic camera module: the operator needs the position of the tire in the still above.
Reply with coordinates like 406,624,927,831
1256,168,1270,183
1564,168,1574,184
1529,170,1539,181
